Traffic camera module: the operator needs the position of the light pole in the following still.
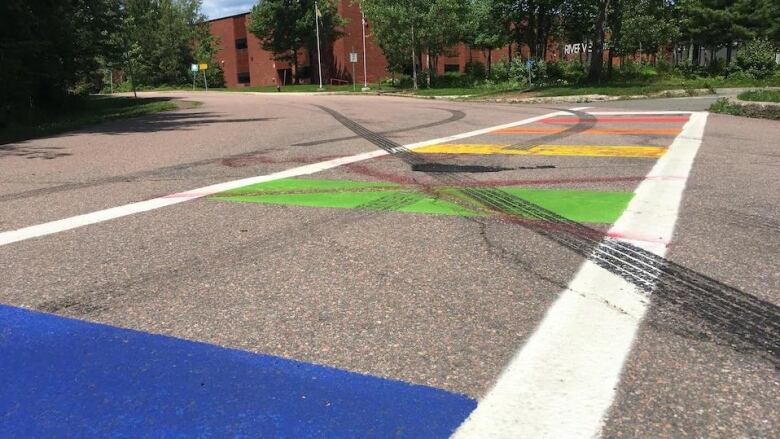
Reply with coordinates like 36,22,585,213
361,9,369,91
315,1,324,90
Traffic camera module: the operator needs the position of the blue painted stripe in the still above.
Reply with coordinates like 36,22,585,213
0,305,475,438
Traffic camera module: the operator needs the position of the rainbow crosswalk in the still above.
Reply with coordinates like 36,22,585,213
414,113,689,159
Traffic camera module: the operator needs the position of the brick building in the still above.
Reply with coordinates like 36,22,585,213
208,1,537,88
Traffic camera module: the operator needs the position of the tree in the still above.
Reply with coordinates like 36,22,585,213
0,0,122,124
362,0,468,87
193,24,225,88
361,0,419,87
465,0,512,77
120,0,205,85
505,0,567,60
586,0,609,81
416,0,470,82
248,0,344,85
615,0,679,60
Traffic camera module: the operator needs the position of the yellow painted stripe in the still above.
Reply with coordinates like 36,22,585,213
414,144,667,158
529,145,667,157
494,127,682,135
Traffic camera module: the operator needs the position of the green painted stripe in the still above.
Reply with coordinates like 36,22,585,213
210,178,634,224
498,188,633,224
219,178,398,196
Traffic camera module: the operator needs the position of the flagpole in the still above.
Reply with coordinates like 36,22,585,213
315,1,324,90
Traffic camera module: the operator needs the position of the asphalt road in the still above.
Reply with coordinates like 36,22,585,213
1,91,777,438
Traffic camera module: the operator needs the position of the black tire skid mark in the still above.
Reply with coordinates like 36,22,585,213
505,112,599,151
292,108,467,147
315,104,780,364
355,191,422,212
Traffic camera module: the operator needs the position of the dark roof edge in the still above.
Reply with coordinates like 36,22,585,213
206,11,250,23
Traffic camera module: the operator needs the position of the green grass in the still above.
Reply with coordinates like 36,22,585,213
125,82,401,94
737,89,780,102
411,85,518,98
218,84,355,93
0,95,179,145
482,75,780,99
710,97,780,120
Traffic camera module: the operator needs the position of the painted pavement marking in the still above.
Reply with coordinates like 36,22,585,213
493,127,682,135
453,111,709,439
414,143,668,158
0,109,586,247
210,177,634,224
540,116,690,124
585,111,695,115
0,304,475,438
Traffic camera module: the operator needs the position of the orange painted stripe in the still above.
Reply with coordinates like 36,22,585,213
494,127,682,135
414,144,667,158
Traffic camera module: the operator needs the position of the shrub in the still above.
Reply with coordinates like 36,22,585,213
638,64,658,79
617,60,658,81
490,58,511,82
508,57,529,83
674,60,703,79
735,38,777,79
432,72,474,88
726,70,754,82
656,59,672,75
562,61,587,83
619,59,642,77
464,61,486,80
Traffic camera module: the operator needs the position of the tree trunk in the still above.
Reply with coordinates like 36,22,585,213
292,50,299,84
587,0,610,82
426,53,432,88
487,50,492,78
411,25,417,90
688,40,693,63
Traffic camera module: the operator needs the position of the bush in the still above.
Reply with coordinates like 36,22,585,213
432,72,474,88
383,74,411,88
674,60,704,79
639,64,658,79
508,57,529,83
656,59,672,75
490,58,511,82
706,58,728,76
540,61,585,85
562,61,587,83
726,70,754,81
617,60,658,81
735,38,777,79
464,61,486,80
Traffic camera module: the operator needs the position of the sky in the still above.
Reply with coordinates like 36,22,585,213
202,0,255,20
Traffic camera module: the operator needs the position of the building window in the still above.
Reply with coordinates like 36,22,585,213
235,38,248,50
237,72,250,84
444,64,460,73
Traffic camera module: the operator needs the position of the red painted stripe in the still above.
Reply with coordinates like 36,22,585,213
540,116,689,124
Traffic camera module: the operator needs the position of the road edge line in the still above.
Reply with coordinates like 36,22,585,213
0,109,580,247
452,111,709,439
